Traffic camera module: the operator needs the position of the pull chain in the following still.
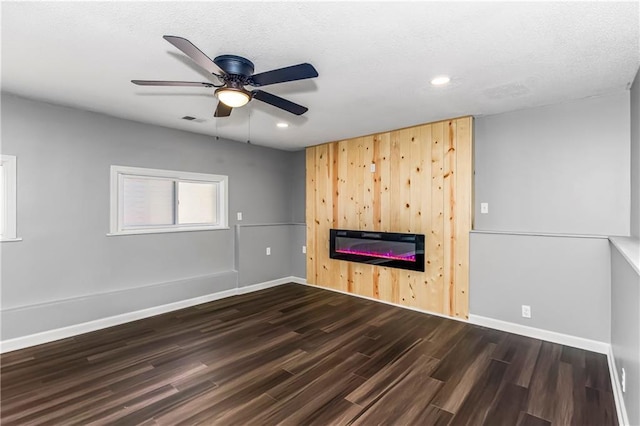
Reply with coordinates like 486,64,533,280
247,110,251,144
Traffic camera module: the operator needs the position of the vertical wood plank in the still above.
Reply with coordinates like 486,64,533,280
398,128,416,305
348,138,362,294
455,117,472,318
410,126,424,234
337,140,349,229
315,144,331,288
329,142,342,289
430,121,445,314
336,140,350,292
389,131,402,233
378,133,391,233
306,146,317,285
443,120,457,317
345,140,360,231
361,136,375,230
399,128,413,233
372,135,382,232
420,124,434,310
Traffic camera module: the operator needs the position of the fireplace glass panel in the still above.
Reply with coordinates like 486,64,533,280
334,237,417,262
329,229,425,272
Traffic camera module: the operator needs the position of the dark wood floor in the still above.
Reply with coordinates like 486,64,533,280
1,283,617,425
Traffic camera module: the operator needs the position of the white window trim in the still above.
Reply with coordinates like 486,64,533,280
0,155,20,242
108,165,229,236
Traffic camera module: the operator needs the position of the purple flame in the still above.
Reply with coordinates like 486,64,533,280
335,248,416,262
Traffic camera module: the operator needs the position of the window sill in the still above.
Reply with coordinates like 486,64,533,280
107,227,230,237
609,236,640,275
0,237,23,242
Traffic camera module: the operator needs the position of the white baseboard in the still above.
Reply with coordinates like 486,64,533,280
237,276,300,294
468,314,609,354
0,277,297,354
608,346,630,426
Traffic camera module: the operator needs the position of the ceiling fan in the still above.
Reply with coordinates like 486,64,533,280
132,36,319,117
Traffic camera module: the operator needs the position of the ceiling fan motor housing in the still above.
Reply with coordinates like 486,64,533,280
214,55,255,77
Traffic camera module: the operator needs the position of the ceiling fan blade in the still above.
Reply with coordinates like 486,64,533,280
249,63,318,87
132,80,215,87
163,35,221,75
252,90,308,115
214,102,232,117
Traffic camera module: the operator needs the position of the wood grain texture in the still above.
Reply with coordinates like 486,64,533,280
0,284,617,425
306,117,473,318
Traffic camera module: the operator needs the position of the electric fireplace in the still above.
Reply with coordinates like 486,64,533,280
329,229,425,272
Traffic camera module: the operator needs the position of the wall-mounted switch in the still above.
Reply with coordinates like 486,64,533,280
480,203,489,214
521,305,531,318
302,245,307,254
266,247,271,256
370,163,376,173
237,212,243,221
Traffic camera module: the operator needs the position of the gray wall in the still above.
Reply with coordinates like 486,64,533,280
291,149,306,224
610,67,640,426
0,93,303,339
235,223,306,287
631,68,640,238
610,244,640,426
470,92,631,344
470,232,611,342
290,224,306,279
474,91,630,236
236,224,292,287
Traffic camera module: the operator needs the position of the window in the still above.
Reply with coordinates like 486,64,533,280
110,165,228,235
0,155,18,241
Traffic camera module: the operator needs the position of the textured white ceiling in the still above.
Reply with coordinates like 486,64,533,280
2,1,639,150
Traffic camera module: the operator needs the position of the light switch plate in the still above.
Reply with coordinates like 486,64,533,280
237,212,243,221
480,203,489,214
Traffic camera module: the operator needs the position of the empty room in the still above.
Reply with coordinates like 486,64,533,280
1,1,639,425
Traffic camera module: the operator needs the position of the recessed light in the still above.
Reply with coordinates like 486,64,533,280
276,122,289,128
430,76,451,86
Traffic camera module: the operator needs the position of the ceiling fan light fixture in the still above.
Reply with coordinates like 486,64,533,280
216,87,251,107
430,75,451,86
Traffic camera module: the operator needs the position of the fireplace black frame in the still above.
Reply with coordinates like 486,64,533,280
329,229,425,272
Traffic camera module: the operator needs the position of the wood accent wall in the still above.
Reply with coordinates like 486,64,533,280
306,117,473,319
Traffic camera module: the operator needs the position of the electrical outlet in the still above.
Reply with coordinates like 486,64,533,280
481,203,489,214
302,245,307,254
370,163,376,173
237,212,243,221
266,247,271,256
521,305,531,318
622,368,626,393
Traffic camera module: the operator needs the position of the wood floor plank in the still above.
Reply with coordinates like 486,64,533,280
350,355,444,425
448,359,508,426
526,340,563,421
517,412,552,426
0,283,618,425
482,382,529,426
492,333,542,388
